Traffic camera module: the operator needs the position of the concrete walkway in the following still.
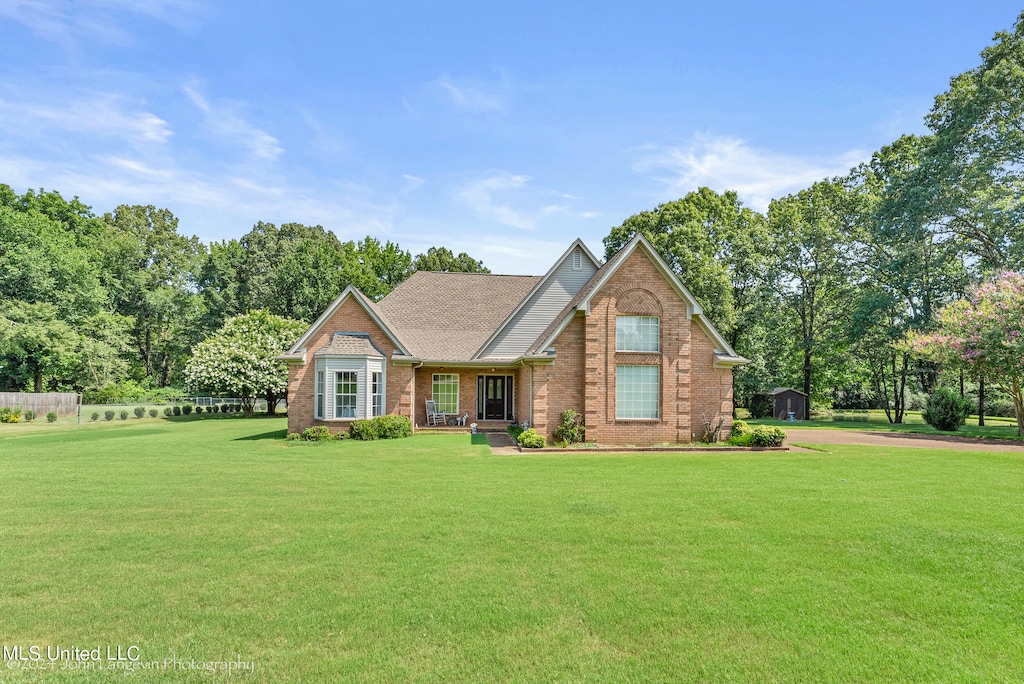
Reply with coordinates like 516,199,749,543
785,428,1024,452
483,430,519,455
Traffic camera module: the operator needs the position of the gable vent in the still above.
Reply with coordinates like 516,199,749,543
571,249,583,271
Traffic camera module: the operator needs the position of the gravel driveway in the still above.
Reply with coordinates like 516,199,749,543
784,428,1024,452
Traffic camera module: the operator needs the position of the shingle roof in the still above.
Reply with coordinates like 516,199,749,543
375,271,542,360
315,333,384,357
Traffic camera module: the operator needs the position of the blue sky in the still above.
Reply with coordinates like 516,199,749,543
0,1,1021,275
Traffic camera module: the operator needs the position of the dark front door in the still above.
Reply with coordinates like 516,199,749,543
485,376,506,420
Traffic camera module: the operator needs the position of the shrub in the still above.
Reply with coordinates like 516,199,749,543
350,415,413,440
164,407,173,417
91,411,100,422
104,410,115,421
210,404,219,414
553,409,585,444
195,405,203,414
134,407,146,419
172,406,181,416
286,432,302,441
749,425,786,447
46,411,58,423
149,408,158,418
182,404,193,415
517,428,545,449
23,410,35,422
748,393,773,419
0,407,22,423
923,387,972,432
119,410,129,420
731,419,752,437
507,425,524,440
301,425,334,442
985,397,1016,418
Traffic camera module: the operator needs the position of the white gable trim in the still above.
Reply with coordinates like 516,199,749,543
580,234,703,316
471,238,600,359
285,285,411,357
532,234,745,362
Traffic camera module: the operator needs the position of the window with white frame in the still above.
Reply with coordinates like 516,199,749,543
616,365,659,419
371,372,384,417
315,370,325,419
335,371,357,418
616,316,660,352
432,373,459,414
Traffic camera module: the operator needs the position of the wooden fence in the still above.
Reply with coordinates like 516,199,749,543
0,392,81,417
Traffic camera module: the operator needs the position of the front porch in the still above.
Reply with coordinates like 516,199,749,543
414,419,516,433
412,366,527,427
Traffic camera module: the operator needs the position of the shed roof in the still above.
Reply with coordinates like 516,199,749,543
770,387,807,396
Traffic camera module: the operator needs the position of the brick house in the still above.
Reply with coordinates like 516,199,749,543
279,234,747,444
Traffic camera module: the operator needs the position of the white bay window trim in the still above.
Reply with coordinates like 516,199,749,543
314,356,385,420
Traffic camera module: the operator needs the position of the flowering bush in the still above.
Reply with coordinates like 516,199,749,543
912,272,1024,435
183,310,305,417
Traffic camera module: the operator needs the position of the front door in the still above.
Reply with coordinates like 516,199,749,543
485,376,506,420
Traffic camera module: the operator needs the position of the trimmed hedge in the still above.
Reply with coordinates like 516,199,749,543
350,415,413,441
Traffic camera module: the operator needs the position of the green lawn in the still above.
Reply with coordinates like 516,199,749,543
747,409,1024,441
2,419,1023,682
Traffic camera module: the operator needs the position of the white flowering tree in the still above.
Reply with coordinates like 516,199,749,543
184,310,306,417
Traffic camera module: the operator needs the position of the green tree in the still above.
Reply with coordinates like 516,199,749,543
847,137,968,422
183,310,306,417
412,246,490,273
768,181,856,415
903,12,1024,271
0,301,79,392
101,205,203,385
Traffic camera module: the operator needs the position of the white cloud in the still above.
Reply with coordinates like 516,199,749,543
0,0,201,46
633,134,867,212
401,174,424,194
0,94,172,144
183,84,283,161
455,172,536,230
432,73,509,113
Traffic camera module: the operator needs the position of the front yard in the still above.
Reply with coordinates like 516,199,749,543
1,418,1022,681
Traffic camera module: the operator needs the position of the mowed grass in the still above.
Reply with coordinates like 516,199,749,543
748,409,1024,441
1,420,1023,682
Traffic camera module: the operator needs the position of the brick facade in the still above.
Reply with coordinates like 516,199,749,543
529,248,733,444
286,296,412,435
285,242,738,444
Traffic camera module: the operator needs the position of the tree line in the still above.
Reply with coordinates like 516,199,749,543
606,12,1024,424
1,11,1021,422
0,190,487,400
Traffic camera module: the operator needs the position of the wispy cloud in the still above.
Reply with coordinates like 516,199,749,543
0,94,172,144
455,172,537,230
0,0,202,47
183,84,283,161
633,134,867,212
431,72,509,114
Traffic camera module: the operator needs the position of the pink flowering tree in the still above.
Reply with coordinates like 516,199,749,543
912,272,1024,435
